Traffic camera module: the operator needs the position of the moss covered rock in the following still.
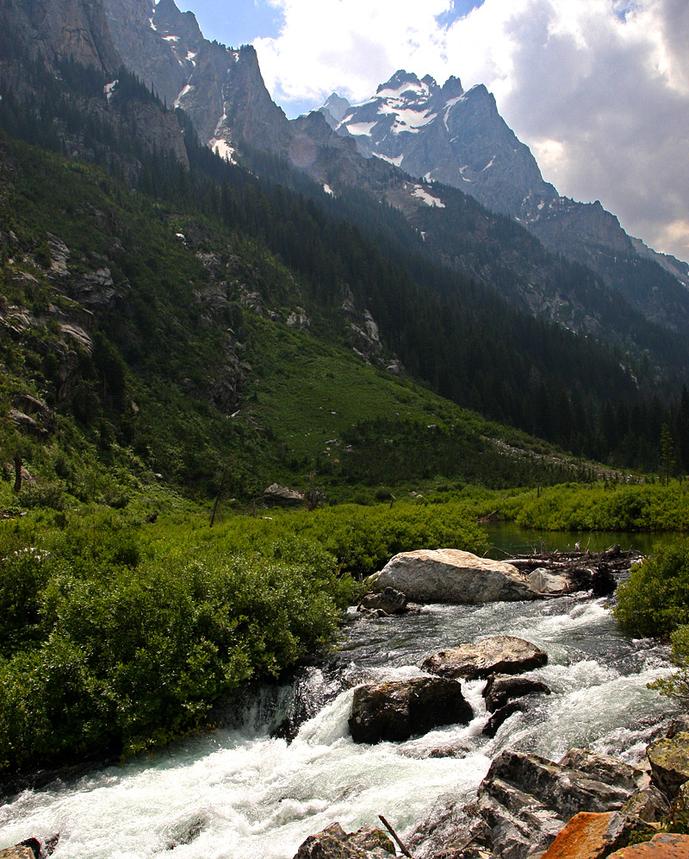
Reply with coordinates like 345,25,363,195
647,732,689,800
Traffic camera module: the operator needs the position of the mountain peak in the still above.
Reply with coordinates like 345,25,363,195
441,75,464,99
377,69,422,94
322,92,351,123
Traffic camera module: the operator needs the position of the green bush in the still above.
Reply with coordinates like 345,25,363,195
0,515,354,773
615,543,689,638
649,624,689,704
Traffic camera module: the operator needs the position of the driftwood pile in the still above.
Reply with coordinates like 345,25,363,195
507,545,643,597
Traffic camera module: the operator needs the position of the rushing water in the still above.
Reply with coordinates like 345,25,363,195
0,589,676,859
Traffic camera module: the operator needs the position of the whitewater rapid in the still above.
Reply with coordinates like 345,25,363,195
0,596,675,859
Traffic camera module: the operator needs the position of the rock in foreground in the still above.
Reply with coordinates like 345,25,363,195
422,636,548,680
408,747,646,859
647,731,689,800
374,549,537,604
541,811,631,859
293,823,395,858
349,677,473,744
608,832,689,858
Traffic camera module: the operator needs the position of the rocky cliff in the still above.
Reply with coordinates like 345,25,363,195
332,70,689,331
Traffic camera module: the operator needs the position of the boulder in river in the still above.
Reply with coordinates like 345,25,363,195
0,836,59,859
293,823,395,858
483,674,551,712
358,587,407,615
421,636,548,680
373,549,538,604
647,731,689,800
482,699,526,738
348,677,473,744
528,568,575,596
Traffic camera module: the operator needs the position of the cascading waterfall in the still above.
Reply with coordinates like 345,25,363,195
0,595,675,859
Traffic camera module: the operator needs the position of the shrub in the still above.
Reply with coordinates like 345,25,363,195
615,543,689,638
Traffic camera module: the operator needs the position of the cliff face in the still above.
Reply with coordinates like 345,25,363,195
102,0,290,159
0,0,189,169
329,70,689,331
0,0,120,73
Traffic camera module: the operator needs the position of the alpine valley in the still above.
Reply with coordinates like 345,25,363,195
2,2,689,858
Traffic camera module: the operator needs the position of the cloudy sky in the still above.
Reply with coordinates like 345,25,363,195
183,0,689,261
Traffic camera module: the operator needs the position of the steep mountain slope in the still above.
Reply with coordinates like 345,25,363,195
2,0,689,498
0,132,605,501
330,70,689,332
99,0,689,374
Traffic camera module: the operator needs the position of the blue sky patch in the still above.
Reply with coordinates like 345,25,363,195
180,0,282,47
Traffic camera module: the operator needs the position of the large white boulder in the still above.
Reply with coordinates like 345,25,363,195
374,549,537,604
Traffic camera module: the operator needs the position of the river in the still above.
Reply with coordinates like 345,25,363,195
0,531,678,859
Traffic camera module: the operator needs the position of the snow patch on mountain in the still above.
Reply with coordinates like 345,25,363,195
346,121,377,137
374,153,404,167
174,84,193,108
412,186,445,208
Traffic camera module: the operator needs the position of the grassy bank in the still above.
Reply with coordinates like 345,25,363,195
486,482,689,533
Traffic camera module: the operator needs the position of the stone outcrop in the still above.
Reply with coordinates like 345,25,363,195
482,699,526,738
374,550,538,604
293,823,395,858
647,732,689,800
348,677,473,744
262,484,305,508
422,636,548,680
408,748,646,859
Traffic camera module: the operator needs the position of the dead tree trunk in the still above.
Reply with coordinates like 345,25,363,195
13,455,22,493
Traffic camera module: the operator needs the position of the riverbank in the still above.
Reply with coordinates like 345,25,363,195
0,570,677,857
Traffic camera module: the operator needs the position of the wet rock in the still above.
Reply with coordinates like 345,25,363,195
417,749,642,858
164,813,207,849
482,700,526,738
422,636,548,680
647,731,689,800
358,588,407,615
622,786,670,823
608,832,689,857
0,836,59,859
0,849,35,859
486,750,635,819
591,564,617,597
400,739,475,759
540,811,632,859
348,677,473,744
374,549,538,604
558,749,648,794
483,674,551,712
293,823,396,858
528,568,574,595
262,483,305,507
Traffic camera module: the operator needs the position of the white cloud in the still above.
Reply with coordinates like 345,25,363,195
254,0,689,260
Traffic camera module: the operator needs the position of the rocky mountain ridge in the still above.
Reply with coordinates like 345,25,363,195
328,70,689,330
96,0,689,357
